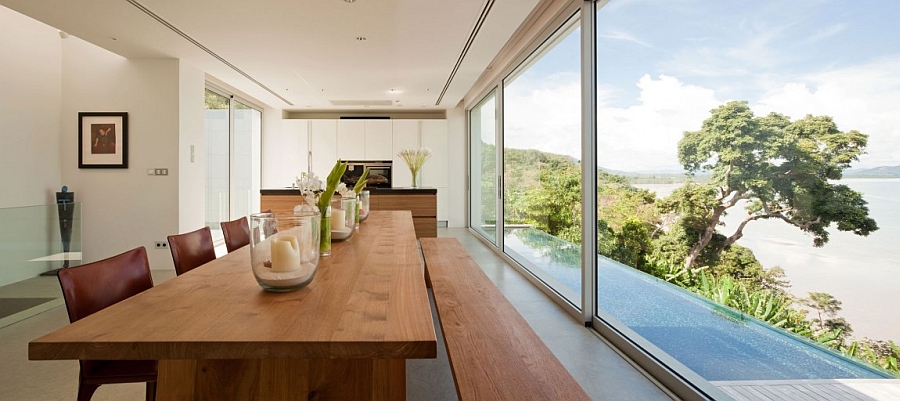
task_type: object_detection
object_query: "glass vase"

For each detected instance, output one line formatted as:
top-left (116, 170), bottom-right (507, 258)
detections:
top-left (319, 205), bottom-right (331, 256)
top-left (410, 168), bottom-right (419, 188)
top-left (249, 211), bottom-right (320, 292)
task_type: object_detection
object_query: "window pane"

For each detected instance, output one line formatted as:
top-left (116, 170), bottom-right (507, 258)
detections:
top-left (204, 89), bottom-right (230, 241)
top-left (503, 20), bottom-right (582, 308)
top-left (233, 100), bottom-right (260, 219)
top-left (469, 91), bottom-right (498, 243)
top-left (595, 0), bottom-right (897, 384)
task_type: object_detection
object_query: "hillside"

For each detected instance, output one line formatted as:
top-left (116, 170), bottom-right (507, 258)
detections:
top-left (845, 165), bottom-right (900, 178)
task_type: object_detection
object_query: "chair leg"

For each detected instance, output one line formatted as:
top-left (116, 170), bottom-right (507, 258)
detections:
top-left (145, 381), bottom-right (157, 401)
top-left (77, 381), bottom-right (99, 401)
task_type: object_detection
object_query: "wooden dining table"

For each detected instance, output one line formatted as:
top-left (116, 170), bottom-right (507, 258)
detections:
top-left (29, 211), bottom-right (437, 400)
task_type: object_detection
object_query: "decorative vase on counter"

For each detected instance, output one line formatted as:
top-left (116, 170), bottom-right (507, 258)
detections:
top-left (398, 148), bottom-right (432, 189)
top-left (249, 211), bottom-right (320, 292)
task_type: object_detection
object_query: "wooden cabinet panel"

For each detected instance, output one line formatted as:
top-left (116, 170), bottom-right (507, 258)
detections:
top-left (264, 192), bottom-right (438, 238)
top-left (371, 194), bottom-right (436, 217)
top-left (261, 195), bottom-right (306, 214)
top-left (413, 218), bottom-right (437, 238)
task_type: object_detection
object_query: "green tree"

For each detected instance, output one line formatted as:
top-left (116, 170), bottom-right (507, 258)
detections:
top-left (670, 101), bottom-right (878, 268)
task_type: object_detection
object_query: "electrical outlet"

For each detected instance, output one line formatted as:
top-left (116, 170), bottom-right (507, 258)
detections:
top-left (155, 241), bottom-right (168, 249)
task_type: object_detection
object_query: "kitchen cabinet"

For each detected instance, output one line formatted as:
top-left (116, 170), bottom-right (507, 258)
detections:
top-left (261, 188), bottom-right (437, 238)
top-left (269, 119), bottom-right (309, 187)
top-left (364, 120), bottom-right (393, 160)
top-left (420, 120), bottom-right (448, 188)
top-left (310, 120), bottom-right (337, 177)
top-left (336, 120), bottom-right (366, 160)
top-left (337, 119), bottom-right (393, 161)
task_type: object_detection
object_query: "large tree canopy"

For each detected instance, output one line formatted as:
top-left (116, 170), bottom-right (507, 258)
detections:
top-left (668, 100), bottom-right (877, 268)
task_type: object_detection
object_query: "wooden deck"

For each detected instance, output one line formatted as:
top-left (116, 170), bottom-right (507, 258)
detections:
top-left (712, 379), bottom-right (900, 401)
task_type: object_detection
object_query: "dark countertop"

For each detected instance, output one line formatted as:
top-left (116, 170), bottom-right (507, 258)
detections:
top-left (261, 187), bottom-right (437, 195)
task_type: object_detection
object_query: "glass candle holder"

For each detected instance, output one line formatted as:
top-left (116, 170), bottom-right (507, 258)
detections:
top-left (330, 196), bottom-right (357, 241)
top-left (358, 190), bottom-right (370, 224)
top-left (249, 211), bottom-right (320, 292)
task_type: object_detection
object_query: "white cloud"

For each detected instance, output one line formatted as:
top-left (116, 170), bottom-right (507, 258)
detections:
top-left (597, 75), bottom-right (721, 171)
top-left (599, 30), bottom-right (652, 48)
top-left (804, 22), bottom-right (848, 44)
top-left (503, 73), bottom-right (721, 171)
top-left (755, 56), bottom-right (900, 167)
top-left (498, 56), bottom-right (900, 172)
top-left (504, 72), bottom-right (582, 159)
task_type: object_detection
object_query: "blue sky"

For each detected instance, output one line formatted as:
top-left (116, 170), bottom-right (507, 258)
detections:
top-left (503, 0), bottom-right (900, 171)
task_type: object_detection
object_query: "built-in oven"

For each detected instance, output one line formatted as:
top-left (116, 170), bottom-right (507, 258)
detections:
top-left (341, 160), bottom-right (393, 189)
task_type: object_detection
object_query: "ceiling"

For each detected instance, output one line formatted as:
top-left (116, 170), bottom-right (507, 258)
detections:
top-left (0, 0), bottom-right (539, 111)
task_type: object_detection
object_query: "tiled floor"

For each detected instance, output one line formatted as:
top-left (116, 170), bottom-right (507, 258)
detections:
top-left (0, 228), bottom-right (675, 400)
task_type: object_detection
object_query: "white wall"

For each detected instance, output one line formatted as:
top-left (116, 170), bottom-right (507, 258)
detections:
top-left (60, 37), bottom-right (181, 269)
top-left (0, 7), bottom-right (64, 285)
top-left (447, 106), bottom-right (467, 228)
top-left (0, 7), bottom-right (62, 207)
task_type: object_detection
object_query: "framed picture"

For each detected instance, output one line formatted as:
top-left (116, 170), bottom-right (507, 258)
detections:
top-left (78, 112), bottom-right (128, 168)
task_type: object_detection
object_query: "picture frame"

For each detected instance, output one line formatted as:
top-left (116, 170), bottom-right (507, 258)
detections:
top-left (78, 112), bottom-right (128, 168)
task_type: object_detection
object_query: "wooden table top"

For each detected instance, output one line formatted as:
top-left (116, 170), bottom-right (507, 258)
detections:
top-left (29, 211), bottom-right (437, 361)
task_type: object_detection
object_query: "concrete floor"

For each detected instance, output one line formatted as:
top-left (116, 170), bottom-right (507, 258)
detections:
top-left (0, 228), bottom-right (675, 400)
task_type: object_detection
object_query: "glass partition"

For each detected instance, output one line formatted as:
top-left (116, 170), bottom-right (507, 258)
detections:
top-left (0, 203), bottom-right (82, 287)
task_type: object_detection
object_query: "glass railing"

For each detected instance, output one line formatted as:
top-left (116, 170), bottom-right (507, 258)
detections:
top-left (0, 203), bottom-right (82, 287)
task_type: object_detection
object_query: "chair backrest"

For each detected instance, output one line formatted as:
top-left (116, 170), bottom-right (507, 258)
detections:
top-left (167, 226), bottom-right (216, 276)
top-left (220, 216), bottom-right (250, 253)
top-left (57, 247), bottom-right (153, 323)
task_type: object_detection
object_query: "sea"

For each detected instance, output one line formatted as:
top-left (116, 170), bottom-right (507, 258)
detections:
top-left (634, 179), bottom-right (900, 345)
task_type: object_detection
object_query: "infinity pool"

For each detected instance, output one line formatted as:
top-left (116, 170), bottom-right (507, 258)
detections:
top-left (503, 228), bottom-right (893, 381)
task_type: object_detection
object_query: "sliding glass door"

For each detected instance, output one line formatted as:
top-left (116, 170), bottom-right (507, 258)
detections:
top-left (501, 16), bottom-right (583, 308)
top-left (204, 88), bottom-right (261, 241)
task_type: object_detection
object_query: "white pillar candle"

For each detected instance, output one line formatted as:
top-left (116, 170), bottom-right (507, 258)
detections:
top-left (332, 208), bottom-right (346, 230)
top-left (270, 236), bottom-right (301, 272)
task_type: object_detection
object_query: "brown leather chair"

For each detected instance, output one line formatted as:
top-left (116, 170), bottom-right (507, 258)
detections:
top-left (220, 216), bottom-right (250, 253)
top-left (57, 247), bottom-right (157, 401)
top-left (167, 226), bottom-right (216, 275)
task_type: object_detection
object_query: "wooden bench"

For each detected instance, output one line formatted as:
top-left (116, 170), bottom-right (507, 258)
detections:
top-left (420, 238), bottom-right (591, 401)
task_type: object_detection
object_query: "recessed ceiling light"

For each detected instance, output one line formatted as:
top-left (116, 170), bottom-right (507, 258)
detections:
top-left (110, 37), bottom-right (119, 41)
top-left (356, 36), bottom-right (367, 41)
top-left (344, 0), bottom-right (356, 3)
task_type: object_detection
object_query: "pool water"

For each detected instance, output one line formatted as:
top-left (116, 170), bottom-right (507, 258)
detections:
top-left (503, 228), bottom-right (893, 381)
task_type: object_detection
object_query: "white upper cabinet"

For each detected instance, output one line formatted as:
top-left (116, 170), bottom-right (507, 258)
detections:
top-left (364, 120), bottom-right (393, 160)
top-left (310, 120), bottom-right (338, 177)
top-left (270, 119), bottom-right (309, 187)
top-left (391, 120), bottom-right (419, 187)
top-left (421, 120), bottom-right (449, 188)
top-left (336, 120), bottom-right (366, 160)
